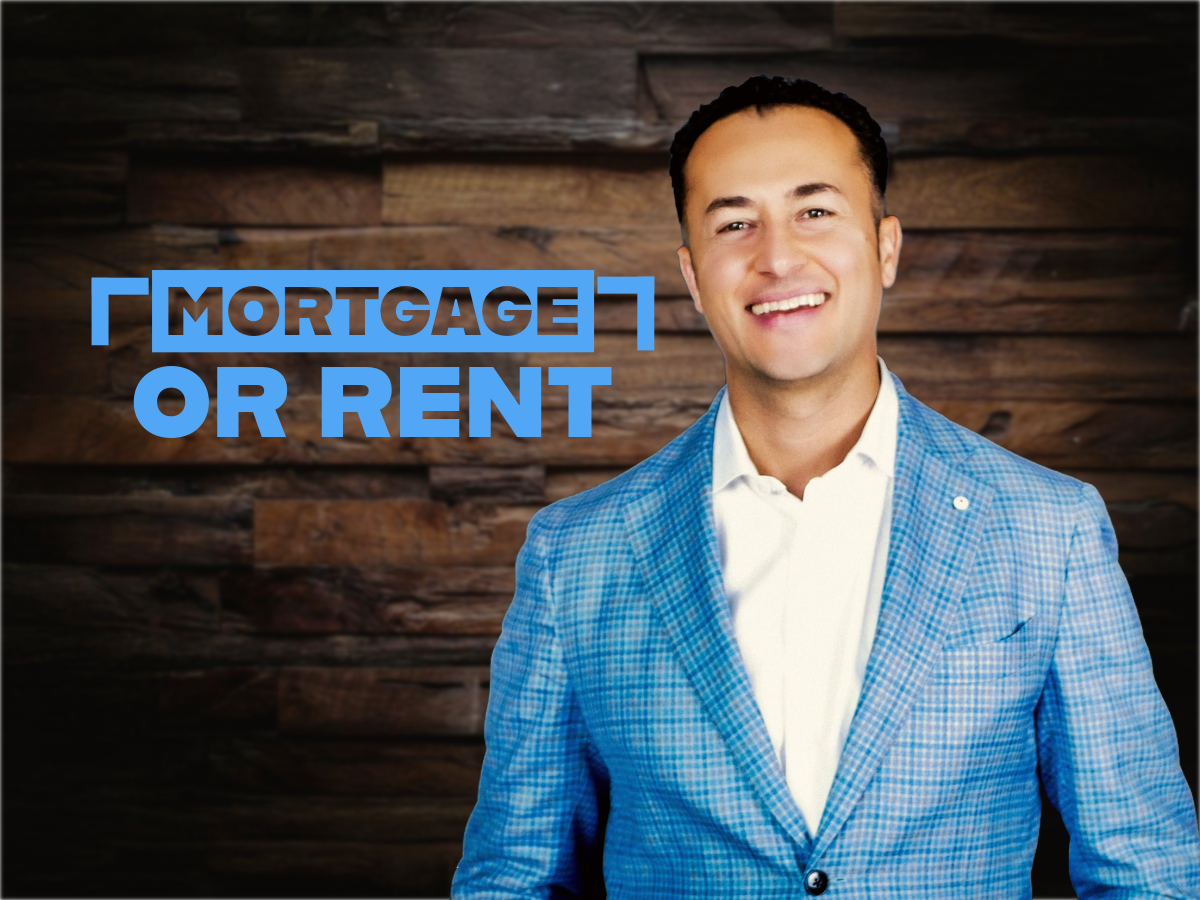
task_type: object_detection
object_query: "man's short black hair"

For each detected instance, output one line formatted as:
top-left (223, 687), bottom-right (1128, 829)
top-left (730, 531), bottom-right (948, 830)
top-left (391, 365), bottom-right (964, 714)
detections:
top-left (668, 75), bottom-right (890, 234)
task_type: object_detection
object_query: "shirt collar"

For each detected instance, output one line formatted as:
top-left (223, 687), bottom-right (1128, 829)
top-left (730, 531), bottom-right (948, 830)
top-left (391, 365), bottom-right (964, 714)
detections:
top-left (712, 356), bottom-right (899, 494)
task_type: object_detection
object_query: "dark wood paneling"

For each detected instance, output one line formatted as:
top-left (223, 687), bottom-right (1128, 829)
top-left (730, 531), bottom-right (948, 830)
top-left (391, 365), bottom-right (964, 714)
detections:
top-left (127, 120), bottom-right (383, 155)
top-left (221, 566), bottom-right (514, 636)
top-left (5, 55), bottom-right (240, 122)
top-left (887, 156), bottom-right (1194, 229)
top-left (254, 500), bottom-right (536, 567)
top-left (279, 667), bottom-right (490, 736)
top-left (208, 737), bottom-right (485, 796)
top-left (4, 149), bottom-right (128, 226)
top-left (239, 48), bottom-right (638, 121)
top-left (9, 791), bottom-right (477, 843)
top-left (4, 495), bottom-right (254, 566)
top-left (3, 463), bottom-right (430, 501)
top-left (3, 3), bottom-right (245, 54)
top-left (642, 45), bottom-right (1196, 125)
top-left (383, 156), bottom-right (675, 229)
top-left (833, 2), bottom-right (1196, 44)
top-left (920, 400), bottom-right (1196, 471)
top-left (429, 465), bottom-right (545, 504)
top-left (127, 155), bottom-right (382, 227)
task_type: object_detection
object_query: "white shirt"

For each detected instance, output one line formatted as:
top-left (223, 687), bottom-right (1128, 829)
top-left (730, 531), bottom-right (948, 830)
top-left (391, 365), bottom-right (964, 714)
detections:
top-left (711, 357), bottom-right (899, 835)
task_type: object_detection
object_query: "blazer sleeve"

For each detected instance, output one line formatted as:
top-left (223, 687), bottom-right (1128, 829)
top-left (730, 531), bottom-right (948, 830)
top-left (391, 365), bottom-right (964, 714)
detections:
top-left (1035, 481), bottom-right (1200, 898)
top-left (452, 512), bottom-right (610, 900)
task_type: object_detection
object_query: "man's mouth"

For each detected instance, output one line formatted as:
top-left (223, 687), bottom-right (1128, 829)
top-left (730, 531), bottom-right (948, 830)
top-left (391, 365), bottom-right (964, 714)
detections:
top-left (748, 292), bottom-right (828, 316)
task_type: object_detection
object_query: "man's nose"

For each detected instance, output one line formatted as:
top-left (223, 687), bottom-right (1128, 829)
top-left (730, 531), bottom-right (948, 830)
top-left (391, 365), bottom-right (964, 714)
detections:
top-left (753, 221), bottom-right (808, 277)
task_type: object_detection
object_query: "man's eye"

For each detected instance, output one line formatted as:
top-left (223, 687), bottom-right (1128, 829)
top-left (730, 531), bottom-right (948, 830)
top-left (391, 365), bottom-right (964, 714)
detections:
top-left (803, 208), bottom-right (830, 218)
top-left (719, 221), bottom-right (748, 232)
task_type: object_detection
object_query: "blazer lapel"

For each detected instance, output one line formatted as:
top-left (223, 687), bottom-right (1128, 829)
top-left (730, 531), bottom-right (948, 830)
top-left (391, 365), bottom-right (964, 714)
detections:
top-left (810, 384), bottom-right (995, 860)
top-left (623, 394), bottom-right (812, 850)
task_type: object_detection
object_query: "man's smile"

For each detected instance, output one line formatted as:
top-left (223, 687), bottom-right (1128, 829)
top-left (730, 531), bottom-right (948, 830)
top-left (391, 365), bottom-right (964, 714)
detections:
top-left (747, 291), bottom-right (829, 317)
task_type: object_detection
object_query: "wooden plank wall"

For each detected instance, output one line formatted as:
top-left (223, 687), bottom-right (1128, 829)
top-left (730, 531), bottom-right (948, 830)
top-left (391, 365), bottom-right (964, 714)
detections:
top-left (3, 3), bottom-right (1196, 897)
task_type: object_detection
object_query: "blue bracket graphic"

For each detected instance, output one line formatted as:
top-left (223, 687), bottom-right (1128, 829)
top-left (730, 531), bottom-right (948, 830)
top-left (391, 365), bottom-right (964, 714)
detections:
top-left (597, 275), bottom-right (656, 351)
top-left (91, 277), bottom-right (149, 345)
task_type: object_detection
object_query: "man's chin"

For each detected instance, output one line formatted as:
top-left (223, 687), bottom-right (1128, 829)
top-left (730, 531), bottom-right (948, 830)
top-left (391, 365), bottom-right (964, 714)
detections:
top-left (737, 358), bottom-right (833, 389)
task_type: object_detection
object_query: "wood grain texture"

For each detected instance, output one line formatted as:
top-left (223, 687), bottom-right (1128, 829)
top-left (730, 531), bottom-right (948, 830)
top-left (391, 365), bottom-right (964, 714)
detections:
top-left (13, 2), bottom-right (1188, 55)
top-left (5, 55), bottom-right (240, 123)
top-left (3, 831), bottom-right (465, 898)
top-left (239, 48), bottom-right (638, 121)
top-left (429, 465), bottom-right (545, 504)
top-left (383, 155), bottom-right (675, 228)
top-left (3, 462), bottom-right (429, 501)
top-left (919, 400), bottom-right (1196, 471)
top-left (4, 629), bottom-right (496, 672)
top-left (127, 156), bottom-right (382, 226)
top-left (879, 115), bottom-right (1196, 156)
top-left (4, 495), bottom-right (253, 567)
top-left (156, 668), bottom-right (281, 730)
top-left (307, 2), bottom-right (835, 51)
top-left (833, 2), bottom-right (1196, 44)
top-left (127, 120), bottom-right (382, 155)
top-left (4, 150), bottom-right (128, 225)
top-left (194, 839), bottom-right (465, 895)
top-left (3, 322), bottom-right (110, 394)
top-left (208, 737), bottom-right (485, 796)
top-left (278, 667), bottom-right (490, 736)
top-left (254, 499), bottom-right (537, 567)
top-left (380, 116), bottom-right (676, 152)
top-left (3, 3), bottom-right (243, 54)
top-left (221, 565), bottom-right (515, 635)
top-left (7, 790), bottom-right (477, 844)
top-left (642, 45), bottom-right (1195, 125)
top-left (3, 564), bottom-right (497, 668)
top-left (886, 156), bottom-right (1193, 229)
top-left (882, 231), bottom-right (1195, 334)
top-left (881, 334), bottom-right (1198, 401)
top-left (3, 564), bottom-right (221, 633)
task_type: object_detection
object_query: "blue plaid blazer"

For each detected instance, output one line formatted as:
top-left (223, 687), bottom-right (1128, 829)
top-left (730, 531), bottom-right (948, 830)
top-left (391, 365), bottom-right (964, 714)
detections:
top-left (454, 374), bottom-right (1200, 899)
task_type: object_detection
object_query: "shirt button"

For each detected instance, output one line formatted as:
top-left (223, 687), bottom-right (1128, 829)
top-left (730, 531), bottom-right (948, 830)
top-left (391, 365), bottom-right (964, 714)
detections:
top-left (953, 495), bottom-right (970, 511)
top-left (804, 869), bottom-right (828, 895)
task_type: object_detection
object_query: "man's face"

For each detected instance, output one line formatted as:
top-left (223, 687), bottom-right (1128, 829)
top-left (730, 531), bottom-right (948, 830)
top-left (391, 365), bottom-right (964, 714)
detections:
top-left (677, 105), bottom-right (902, 389)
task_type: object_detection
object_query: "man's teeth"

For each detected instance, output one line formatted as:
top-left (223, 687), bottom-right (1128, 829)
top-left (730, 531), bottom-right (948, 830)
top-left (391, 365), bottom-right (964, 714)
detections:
top-left (749, 293), bottom-right (827, 315)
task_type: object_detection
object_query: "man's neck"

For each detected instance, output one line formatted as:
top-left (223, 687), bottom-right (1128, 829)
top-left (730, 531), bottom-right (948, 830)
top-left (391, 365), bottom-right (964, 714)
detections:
top-left (726, 353), bottom-right (882, 500)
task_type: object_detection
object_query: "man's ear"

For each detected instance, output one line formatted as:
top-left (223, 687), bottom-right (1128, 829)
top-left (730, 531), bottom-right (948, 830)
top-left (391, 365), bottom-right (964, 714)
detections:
top-left (677, 245), bottom-right (705, 315)
top-left (878, 216), bottom-right (903, 290)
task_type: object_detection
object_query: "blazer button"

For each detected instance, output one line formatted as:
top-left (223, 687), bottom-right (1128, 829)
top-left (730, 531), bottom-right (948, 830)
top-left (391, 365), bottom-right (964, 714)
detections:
top-left (804, 869), bottom-right (828, 895)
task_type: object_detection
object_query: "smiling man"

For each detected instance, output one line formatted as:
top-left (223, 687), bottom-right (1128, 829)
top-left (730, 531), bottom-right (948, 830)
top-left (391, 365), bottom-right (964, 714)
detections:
top-left (453, 76), bottom-right (1200, 899)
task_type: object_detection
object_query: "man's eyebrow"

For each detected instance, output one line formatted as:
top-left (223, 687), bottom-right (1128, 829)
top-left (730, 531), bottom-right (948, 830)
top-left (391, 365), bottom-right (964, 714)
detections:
top-left (702, 183), bottom-right (841, 217)
top-left (793, 182), bottom-right (840, 199)
top-left (703, 195), bottom-right (751, 216)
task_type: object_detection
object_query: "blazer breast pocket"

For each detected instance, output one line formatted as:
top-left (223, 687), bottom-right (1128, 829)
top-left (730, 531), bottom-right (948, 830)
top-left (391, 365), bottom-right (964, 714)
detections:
top-left (935, 614), bottom-right (1038, 683)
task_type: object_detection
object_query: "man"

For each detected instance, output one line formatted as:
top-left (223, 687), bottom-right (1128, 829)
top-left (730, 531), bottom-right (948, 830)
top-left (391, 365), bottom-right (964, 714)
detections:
top-left (453, 76), bottom-right (1200, 898)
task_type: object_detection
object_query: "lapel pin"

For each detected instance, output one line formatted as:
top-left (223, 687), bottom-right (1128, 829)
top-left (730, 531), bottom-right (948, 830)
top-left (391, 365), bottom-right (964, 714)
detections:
top-left (953, 495), bottom-right (970, 511)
